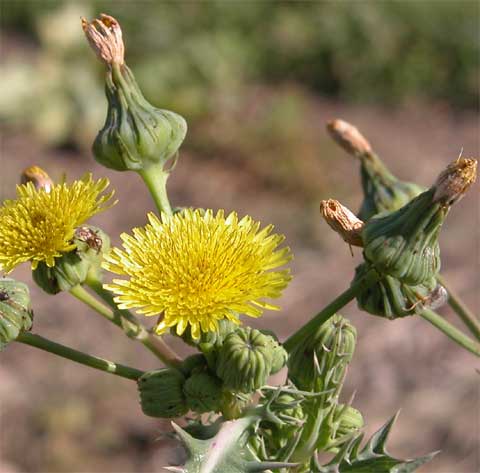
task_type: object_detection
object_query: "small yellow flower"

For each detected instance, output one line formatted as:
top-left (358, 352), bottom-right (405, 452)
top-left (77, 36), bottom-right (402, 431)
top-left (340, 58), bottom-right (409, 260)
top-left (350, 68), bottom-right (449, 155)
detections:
top-left (103, 209), bottom-right (292, 338)
top-left (0, 174), bottom-right (114, 273)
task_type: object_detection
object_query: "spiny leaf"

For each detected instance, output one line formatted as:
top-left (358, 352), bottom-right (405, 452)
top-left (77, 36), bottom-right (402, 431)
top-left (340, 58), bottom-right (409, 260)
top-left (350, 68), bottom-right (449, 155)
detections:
top-left (314, 412), bottom-right (438, 473)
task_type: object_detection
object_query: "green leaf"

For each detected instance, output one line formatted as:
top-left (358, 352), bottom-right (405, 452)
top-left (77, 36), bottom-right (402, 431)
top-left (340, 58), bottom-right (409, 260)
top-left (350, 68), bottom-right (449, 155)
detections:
top-left (315, 413), bottom-right (438, 473)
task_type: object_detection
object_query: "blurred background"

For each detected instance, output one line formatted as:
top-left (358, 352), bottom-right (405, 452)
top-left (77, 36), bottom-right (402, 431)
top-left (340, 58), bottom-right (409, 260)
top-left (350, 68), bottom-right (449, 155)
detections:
top-left (0, 1), bottom-right (479, 472)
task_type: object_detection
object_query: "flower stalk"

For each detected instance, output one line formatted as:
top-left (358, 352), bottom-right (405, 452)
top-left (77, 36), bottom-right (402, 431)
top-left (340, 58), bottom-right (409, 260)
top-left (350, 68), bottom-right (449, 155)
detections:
top-left (284, 267), bottom-right (379, 352)
top-left (69, 284), bottom-right (181, 366)
top-left (16, 332), bottom-right (144, 380)
top-left (419, 308), bottom-right (480, 357)
top-left (436, 274), bottom-right (480, 342)
top-left (137, 164), bottom-right (173, 216)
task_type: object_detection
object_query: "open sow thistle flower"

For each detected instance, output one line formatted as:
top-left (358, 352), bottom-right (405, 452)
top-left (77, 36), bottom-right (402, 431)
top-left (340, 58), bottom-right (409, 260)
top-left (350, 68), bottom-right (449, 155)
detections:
top-left (103, 209), bottom-right (292, 339)
top-left (0, 173), bottom-right (114, 273)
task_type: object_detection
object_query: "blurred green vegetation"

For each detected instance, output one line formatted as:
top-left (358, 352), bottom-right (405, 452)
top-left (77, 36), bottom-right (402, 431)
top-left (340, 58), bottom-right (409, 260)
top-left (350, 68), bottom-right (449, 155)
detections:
top-left (1, 1), bottom-right (478, 161)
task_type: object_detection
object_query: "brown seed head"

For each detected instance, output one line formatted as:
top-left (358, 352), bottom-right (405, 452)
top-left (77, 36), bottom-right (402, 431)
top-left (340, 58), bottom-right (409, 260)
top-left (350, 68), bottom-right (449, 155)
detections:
top-left (21, 166), bottom-right (54, 193)
top-left (433, 157), bottom-right (477, 205)
top-left (326, 119), bottom-right (372, 157)
top-left (81, 14), bottom-right (124, 66)
top-left (320, 199), bottom-right (364, 247)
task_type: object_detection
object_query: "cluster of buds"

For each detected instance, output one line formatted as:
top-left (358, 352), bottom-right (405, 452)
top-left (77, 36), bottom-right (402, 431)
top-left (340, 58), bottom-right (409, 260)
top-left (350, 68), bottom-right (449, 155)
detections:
top-left (323, 119), bottom-right (477, 319)
top-left (138, 325), bottom-right (288, 419)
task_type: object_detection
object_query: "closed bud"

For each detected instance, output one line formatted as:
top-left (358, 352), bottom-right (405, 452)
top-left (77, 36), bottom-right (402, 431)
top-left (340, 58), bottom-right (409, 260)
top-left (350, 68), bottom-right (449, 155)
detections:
top-left (33, 252), bottom-right (89, 294)
top-left (259, 330), bottom-right (288, 375)
top-left (82, 14), bottom-right (187, 173)
top-left (179, 353), bottom-right (208, 377)
top-left (353, 263), bottom-right (447, 319)
top-left (334, 404), bottom-right (364, 439)
top-left (288, 314), bottom-right (356, 393)
top-left (0, 278), bottom-right (33, 350)
top-left (137, 368), bottom-right (188, 418)
top-left (362, 188), bottom-right (444, 286)
top-left (216, 327), bottom-right (274, 393)
top-left (327, 119), bottom-right (423, 221)
top-left (20, 166), bottom-right (54, 193)
top-left (183, 372), bottom-right (223, 414)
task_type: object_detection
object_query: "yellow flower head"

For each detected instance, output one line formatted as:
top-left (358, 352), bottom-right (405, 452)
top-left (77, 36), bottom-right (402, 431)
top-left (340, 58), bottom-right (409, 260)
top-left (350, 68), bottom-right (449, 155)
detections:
top-left (0, 174), bottom-right (114, 273)
top-left (103, 209), bottom-right (292, 339)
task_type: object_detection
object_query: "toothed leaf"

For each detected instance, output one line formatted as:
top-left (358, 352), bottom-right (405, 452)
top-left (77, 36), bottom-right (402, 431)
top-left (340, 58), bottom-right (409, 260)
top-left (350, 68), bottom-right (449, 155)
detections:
top-left (315, 413), bottom-right (438, 472)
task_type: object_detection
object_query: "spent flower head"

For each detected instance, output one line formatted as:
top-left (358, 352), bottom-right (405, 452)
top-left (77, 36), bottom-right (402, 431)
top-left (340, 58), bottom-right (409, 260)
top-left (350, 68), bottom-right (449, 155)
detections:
top-left (0, 173), bottom-right (114, 272)
top-left (103, 209), bottom-right (292, 338)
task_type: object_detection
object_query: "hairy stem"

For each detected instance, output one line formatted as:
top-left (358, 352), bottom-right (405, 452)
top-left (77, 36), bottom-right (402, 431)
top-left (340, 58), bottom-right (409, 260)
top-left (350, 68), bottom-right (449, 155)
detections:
top-left (284, 267), bottom-right (379, 352)
top-left (420, 309), bottom-right (480, 357)
top-left (70, 283), bottom-right (181, 367)
top-left (16, 332), bottom-right (144, 380)
top-left (437, 274), bottom-right (480, 342)
top-left (138, 164), bottom-right (173, 216)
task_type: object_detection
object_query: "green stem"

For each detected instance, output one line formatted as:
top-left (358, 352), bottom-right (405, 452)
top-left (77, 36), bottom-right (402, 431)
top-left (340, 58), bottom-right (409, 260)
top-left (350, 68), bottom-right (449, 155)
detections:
top-left (138, 164), bottom-right (173, 215)
top-left (16, 332), bottom-right (144, 380)
top-left (420, 309), bottom-right (480, 357)
top-left (84, 276), bottom-right (182, 367)
top-left (437, 274), bottom-right (480, 342)
top-left (284, 268), bottom-right (379, 352)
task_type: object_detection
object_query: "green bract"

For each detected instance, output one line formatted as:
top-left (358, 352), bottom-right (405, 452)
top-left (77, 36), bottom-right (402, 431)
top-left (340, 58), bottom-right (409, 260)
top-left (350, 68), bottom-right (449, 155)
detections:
top-left (94, 63), bottom-right (187, 172)
top-left (358, 152), bottom-right (424, 221)
top-left (32, 225), bottom-right (110, 294)
top-left (0, 278), bottom-right (33, 350)
top-left (353, 263), bottom-right (447, 319)
top-left (216, 327), bottom-right (275, 393)
top-left (184, 372), bottom-right (223, 414)
top-left (362, 189), bottom-right (444, 286)
top-left (288, 314), bottom-right (356, 392)
top-left (137, 368), bottom-right (188, 418)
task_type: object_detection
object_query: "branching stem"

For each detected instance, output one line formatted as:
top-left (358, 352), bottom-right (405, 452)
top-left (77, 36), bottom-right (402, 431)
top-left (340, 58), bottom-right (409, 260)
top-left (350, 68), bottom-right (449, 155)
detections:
top-left (16, 332), bottom-right (144, 380)
top-left (437, 274), bottom-right (480, 342)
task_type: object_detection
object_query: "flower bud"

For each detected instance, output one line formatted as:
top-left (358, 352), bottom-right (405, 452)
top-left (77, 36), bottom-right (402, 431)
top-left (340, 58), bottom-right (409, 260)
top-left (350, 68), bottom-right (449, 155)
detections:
top-left (179, 353), bottom-right (208, 377)
top-left (137, 368), bottom-right (188, 418)
top-left (183, 372), bottom-right (223, 414)
top-left (334, 404), bottom-right (364, 439)
top-left (288, 314), bottom-right (356, 393)
top-left (353, 263), bottom-right (447, 319)
top-left (32, 225), bottom-right (110, 294)
top-left (260, 330), bottom-right (288, 375)
top-left (219, 390), bottom-right (251, 420)
top-left (362, 157), bottom-right (474, 286)
top-left (0, 278), bottom-right (33, 350)
top-left (362, 188), bottom-right (444, 286)
top-left (20, 166), bottom-right (54, 192)
top-left (327, 119), bottom-right (423, 221)
top-left (216, 327), bottom-right (274, 393)
top-left (82, 15), bottom-right (187, 172)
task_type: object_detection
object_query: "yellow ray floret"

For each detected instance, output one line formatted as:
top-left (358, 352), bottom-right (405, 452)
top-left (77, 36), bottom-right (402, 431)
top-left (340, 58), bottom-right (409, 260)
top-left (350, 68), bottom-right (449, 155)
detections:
top-left (0, 174), bottom-right (115, 273)
top-left (103, 209), bottom-right (292, 339)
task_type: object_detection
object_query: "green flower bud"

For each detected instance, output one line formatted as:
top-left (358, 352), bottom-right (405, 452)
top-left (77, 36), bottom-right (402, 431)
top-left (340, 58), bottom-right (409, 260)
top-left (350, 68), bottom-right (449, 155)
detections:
top-left (216, 327), bottom-right (274, 393)
top-left (184, 372), bottom-right (223, 414)
top-left (288, 314), bottom-right (356, 393)
top-left (220, 391), bottom-right (251, 420)
top-left (334, 404), bottom-right (364, 439)
top-left (82, 15), bottom-right (187, 173)
top-left (177, 319), bottom-right (238, 371)
top-left (0, 278), bottom-right (33, 350)
top-left (32, 225), bottom-right (110, 294)
top-left (179, 353), bottom-right (208, 377)
top-left (137, 368), bottom-right (188, 418)
top-left (353, 263), bottom-right (447, 320)
top-left (327, 119), bottom-right (423, 221)
top-left (33, 252), bottom-right (89, 294)
top-left (362, 188), bottom-right (443, 286)
top-left (362, 158), bottom-right (477, 286)
top-left (259, 330), bottom-right (288, 375)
